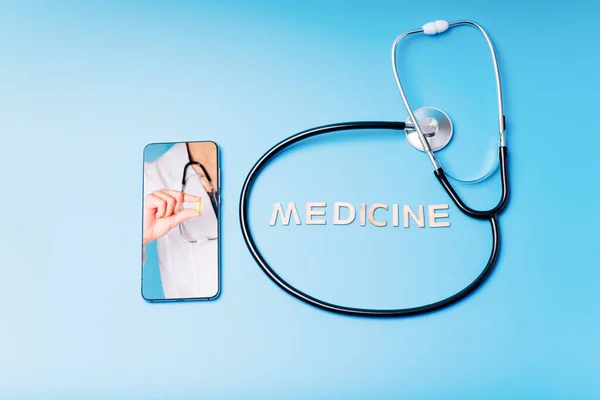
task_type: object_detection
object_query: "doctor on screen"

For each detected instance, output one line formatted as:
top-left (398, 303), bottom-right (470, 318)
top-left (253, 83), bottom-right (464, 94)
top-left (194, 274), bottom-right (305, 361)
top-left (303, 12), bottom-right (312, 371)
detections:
top-left (142, 142), bottom-right (219, 300)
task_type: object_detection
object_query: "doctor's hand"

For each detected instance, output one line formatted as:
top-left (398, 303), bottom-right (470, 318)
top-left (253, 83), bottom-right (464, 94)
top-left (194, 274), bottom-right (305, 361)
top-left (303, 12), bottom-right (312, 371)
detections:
top-left (143, 189), bottom-right (201, 246)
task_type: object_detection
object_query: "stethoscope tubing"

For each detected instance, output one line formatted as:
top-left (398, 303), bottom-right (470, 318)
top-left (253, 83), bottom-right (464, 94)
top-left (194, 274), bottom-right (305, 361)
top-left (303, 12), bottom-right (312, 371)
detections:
top-left (182, 160), bottom-right (219, 218)
top-left (179, 160), bottom-right (219, 243)
top-left (239, 121), bottom-right (508, 318)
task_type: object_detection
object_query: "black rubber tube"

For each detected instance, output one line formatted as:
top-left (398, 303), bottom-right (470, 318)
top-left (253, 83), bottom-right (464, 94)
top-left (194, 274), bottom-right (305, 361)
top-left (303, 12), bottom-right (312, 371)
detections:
top-left (182, 161), bottom-right (219, 218)
top-left (434, 146), bottom-right (509, 219)
top-left (239, 121), bottom-right (506, 317)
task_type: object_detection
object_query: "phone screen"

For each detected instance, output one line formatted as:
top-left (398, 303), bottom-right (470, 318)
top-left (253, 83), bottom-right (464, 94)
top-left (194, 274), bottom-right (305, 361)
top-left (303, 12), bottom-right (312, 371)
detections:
top-left (141, 141), bottom-right (220, 301)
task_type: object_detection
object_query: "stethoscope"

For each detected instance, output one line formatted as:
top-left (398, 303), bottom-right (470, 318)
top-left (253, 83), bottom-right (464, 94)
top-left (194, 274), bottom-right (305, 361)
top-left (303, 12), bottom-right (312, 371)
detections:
top-left (179, 160), bottom-right (219, 243)
top-left (239, 20), bottom-right (510, 318)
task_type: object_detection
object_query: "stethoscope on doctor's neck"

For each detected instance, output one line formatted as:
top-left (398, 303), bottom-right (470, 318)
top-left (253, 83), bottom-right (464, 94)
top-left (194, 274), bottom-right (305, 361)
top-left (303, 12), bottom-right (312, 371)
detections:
top-left (239, 19), bottom-right (510, 318)
top-left (179, 160), bottom-right (219, 243)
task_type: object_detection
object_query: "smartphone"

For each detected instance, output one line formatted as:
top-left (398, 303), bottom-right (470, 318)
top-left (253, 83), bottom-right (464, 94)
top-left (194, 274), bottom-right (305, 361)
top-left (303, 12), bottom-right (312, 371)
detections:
top-left (141, 141), bottom-right (220, 302)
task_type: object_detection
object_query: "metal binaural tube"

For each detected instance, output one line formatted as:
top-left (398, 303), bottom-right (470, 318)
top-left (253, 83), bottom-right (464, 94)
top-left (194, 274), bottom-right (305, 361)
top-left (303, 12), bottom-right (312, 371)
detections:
top-left (448, 20), bottom-right (505, 146)
top-left (391, 20), bottom-right (507, 159)
top-left (391, 29), bottom-right (440, 170)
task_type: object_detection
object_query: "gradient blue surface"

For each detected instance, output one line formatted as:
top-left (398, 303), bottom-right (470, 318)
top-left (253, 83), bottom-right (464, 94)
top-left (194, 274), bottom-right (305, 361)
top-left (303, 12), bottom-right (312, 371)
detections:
top-left (1, 1), bottom-right (599, 399)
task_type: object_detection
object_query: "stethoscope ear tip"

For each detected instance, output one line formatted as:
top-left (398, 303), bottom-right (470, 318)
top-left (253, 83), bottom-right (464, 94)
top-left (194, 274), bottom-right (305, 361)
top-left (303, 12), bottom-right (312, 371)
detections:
top-left (422, 20), bottom-right (449, 35)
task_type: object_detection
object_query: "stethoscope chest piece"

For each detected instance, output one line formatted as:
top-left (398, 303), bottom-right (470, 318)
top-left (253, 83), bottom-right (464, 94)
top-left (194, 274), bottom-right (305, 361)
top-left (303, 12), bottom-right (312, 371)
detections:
top-left (405, 106), bottom-right (453, 152)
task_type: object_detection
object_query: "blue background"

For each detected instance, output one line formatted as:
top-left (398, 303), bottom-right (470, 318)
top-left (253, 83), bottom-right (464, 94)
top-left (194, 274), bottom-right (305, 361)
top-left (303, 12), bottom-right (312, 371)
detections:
top-left (1, 1), bottom-right (599, 399)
